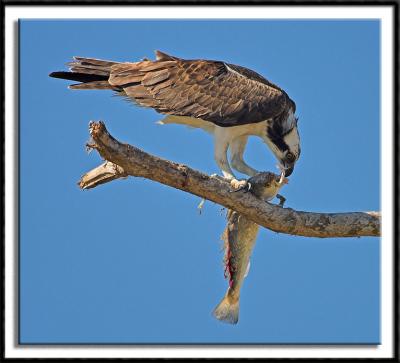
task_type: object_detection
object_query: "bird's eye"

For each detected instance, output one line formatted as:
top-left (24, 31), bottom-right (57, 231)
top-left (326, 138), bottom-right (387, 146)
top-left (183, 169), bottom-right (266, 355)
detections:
top-left (285, 152), bottom-right (295, 162)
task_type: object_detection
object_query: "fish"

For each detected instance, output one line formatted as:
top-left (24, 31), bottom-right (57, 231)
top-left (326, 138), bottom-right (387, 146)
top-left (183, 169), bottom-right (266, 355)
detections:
top-left (213, 171), bottom-right (288, 324)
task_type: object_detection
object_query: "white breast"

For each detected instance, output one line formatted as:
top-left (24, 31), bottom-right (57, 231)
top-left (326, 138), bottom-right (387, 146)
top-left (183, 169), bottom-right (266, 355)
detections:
top-left (159, 115), bottom-right (268, 139)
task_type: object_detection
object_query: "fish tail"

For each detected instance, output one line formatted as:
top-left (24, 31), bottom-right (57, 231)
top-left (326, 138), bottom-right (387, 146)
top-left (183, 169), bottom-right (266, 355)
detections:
top-left (213, 292), bottom-right (239, 324)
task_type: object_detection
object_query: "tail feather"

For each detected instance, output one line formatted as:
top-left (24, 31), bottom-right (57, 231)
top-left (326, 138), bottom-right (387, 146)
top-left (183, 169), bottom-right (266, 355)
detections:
top-left (69, 81), bottom-right (112, 90)
top-left (49, 57), bottom-right (120, 90)
top-left (213, 293), bottom-right (239, 324)
top-left (72, 56), bottom-right (118, 67)
top-left (49, 71), bottom-right (108, 83)
top-left (67, 66), bottom-right (110, 76)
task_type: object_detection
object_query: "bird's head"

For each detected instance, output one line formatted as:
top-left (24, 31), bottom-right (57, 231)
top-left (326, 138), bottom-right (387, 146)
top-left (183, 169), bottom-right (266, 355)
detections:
top-left (264, 106), bottom-right (301, 177)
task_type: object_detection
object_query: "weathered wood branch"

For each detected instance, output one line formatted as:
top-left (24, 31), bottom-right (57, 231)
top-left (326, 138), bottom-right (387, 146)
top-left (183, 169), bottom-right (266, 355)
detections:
top-left (79, 160), bottom-right (128, 189)
top-left (78, 121), bottom-right (381, 238)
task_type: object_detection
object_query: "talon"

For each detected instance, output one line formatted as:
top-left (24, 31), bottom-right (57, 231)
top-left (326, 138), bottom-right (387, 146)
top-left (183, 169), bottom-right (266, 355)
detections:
top-left (229, 179), bottom-right (249, 192)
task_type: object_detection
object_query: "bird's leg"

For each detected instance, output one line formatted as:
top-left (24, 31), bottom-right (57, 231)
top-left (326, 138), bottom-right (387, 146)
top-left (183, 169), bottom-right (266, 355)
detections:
top-left (213, 132), bottom-right (247, 190)
top-left (230, 136), bottom-right (259, 177)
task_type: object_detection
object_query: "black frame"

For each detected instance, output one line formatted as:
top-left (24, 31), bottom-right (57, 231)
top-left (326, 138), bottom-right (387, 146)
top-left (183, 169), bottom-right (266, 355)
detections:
top-left (2, 0), bottom-right (398, 360)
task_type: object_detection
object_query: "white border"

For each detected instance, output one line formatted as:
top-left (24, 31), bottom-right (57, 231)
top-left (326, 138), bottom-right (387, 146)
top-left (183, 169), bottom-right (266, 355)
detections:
top-left (5, 5), bottom-right (395, 359)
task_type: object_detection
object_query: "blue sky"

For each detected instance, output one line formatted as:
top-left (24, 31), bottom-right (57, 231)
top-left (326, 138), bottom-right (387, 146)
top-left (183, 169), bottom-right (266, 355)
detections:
top-left (19, 19), bottom-right (380, 344)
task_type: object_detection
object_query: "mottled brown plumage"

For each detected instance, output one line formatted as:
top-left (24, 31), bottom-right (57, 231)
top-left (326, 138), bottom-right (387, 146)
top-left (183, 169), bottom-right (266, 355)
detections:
top-left (50, 50), bottom-right (293, 127)
top-left (50, 50), bottom-right (300, 181)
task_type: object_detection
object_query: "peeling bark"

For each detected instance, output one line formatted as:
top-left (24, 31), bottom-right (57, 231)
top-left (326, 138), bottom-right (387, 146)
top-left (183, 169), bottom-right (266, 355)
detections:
top-left (79, 161), bottom-right (128, 189)
top-left (78, 121), bottom-right (381, 238)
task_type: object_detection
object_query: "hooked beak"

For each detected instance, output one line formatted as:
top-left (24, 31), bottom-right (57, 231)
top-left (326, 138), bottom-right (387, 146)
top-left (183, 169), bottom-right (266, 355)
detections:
top-left (283, 164), bottom-right (294, 177)
top-left (284, 165), bottom-right (294, 177)
top-left (278, 159), bottom-right (295, 177)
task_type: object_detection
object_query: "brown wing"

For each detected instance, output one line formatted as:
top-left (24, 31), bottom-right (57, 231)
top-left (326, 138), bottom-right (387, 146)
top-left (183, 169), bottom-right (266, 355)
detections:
top-left (108, 51), bottom-right (290, 127)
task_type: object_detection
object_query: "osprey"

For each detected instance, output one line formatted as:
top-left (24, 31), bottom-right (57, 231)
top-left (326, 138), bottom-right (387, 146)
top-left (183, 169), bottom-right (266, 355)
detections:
top-left (50, 50), bottom-right (300, 188)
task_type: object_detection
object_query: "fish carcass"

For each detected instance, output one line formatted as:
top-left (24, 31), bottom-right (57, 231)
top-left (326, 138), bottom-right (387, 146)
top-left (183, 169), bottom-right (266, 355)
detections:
top-left (213, 171), bottom-right (288, 324)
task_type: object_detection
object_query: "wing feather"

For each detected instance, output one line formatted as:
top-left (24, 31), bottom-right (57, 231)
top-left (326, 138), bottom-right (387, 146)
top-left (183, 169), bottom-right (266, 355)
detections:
top-left (109, 51), bottom-right (292, 126)
top-left (142, 69), bottom-right (170, 86)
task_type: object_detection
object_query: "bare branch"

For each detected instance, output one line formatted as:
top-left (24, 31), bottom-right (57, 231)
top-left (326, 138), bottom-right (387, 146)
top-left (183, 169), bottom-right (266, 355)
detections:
top-left (78, 121), bottom-right (381, 238)
top-left (79, 161), bottom-right (128, 189)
